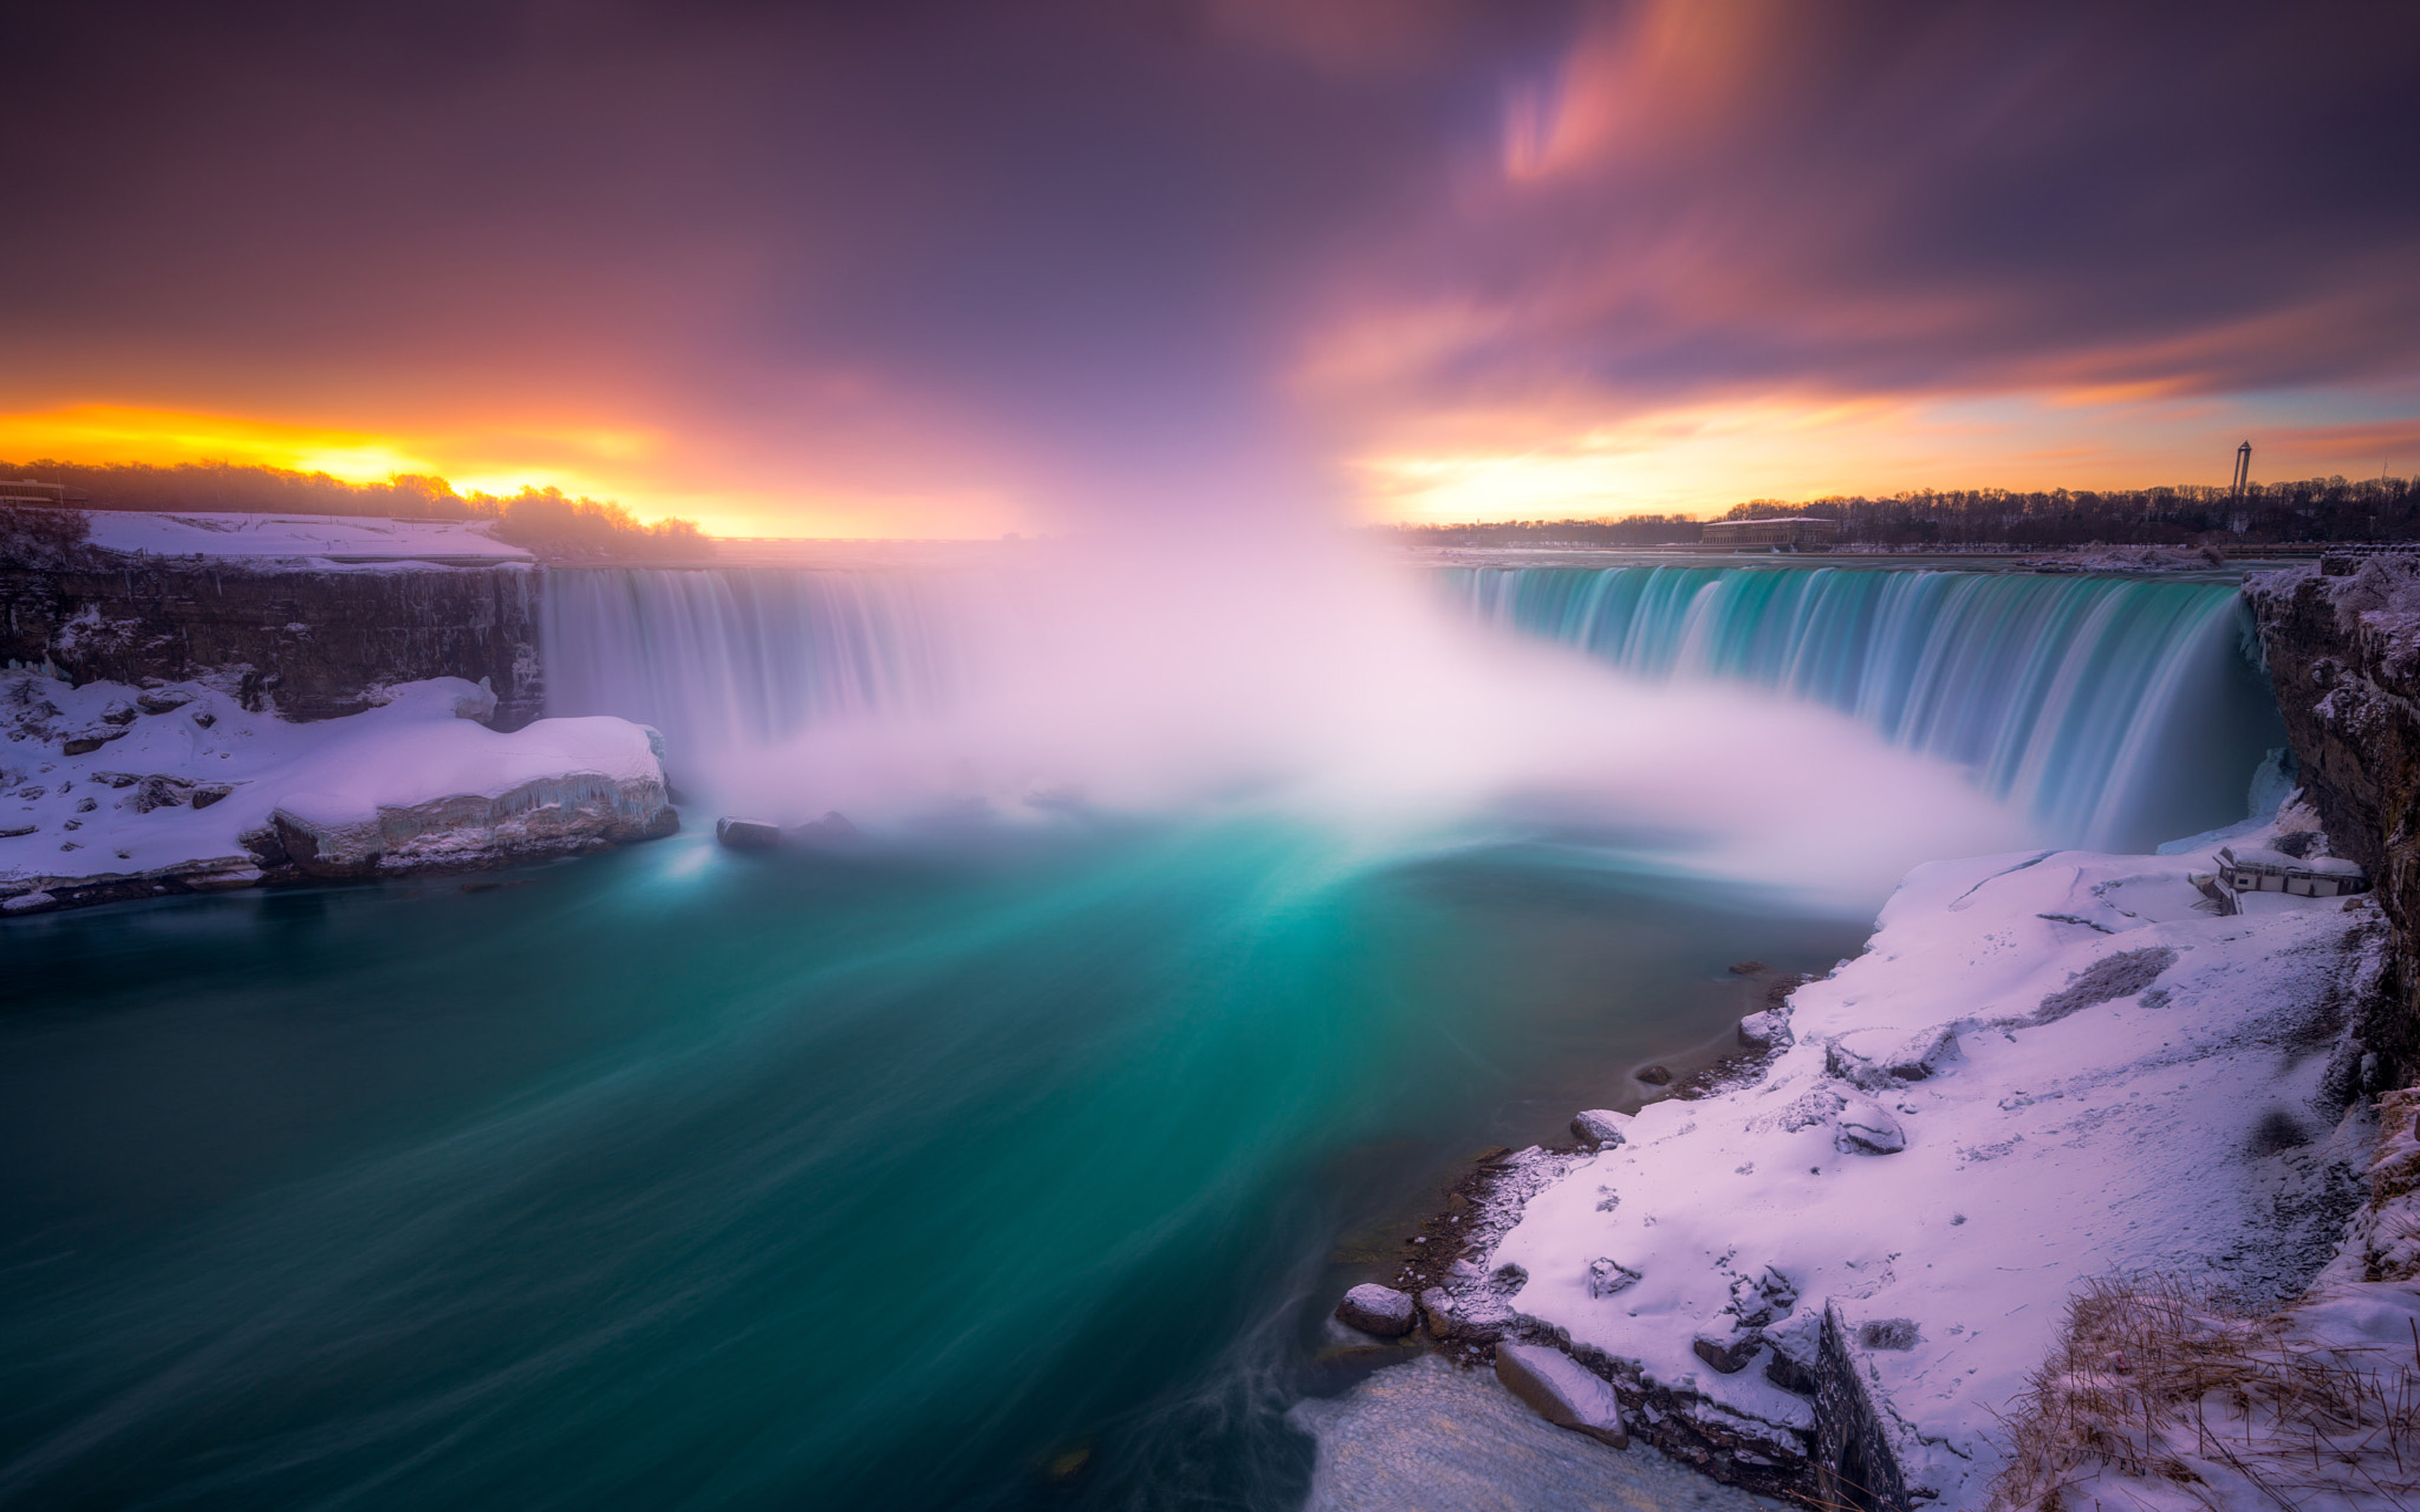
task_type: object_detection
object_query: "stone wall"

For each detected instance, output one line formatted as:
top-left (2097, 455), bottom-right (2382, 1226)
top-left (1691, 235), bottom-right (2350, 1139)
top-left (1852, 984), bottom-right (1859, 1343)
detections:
top-left (0, 560), bottom-right (543, 728)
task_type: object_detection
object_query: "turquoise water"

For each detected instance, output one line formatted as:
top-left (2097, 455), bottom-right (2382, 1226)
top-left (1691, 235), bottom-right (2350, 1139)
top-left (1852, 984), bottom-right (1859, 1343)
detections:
top-left (0, 818), bottom-right (1860, 1509)
top-left (0, 561), bottom-right (2282, 1508)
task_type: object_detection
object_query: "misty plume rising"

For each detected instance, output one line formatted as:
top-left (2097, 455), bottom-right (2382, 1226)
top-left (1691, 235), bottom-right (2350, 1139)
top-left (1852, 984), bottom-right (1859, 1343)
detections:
top-left (543, 543), bottom-right (2277, 911)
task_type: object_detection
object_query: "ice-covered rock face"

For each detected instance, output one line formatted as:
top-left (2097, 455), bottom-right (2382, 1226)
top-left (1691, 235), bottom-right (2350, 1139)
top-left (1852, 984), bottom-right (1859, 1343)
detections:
top-left (1475, 823), bottom-right (2384, 1509)
top-left (1, 673), bottom-right (676, 910)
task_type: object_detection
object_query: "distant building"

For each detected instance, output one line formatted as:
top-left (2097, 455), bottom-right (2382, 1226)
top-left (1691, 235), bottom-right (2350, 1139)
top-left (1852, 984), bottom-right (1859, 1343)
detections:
top-left (1700, 517), bottom-right (1842, 551)
top-left (0, 479), bottom-right (90, 506)
top-left (2216, 845), bottom-right (2370, 898)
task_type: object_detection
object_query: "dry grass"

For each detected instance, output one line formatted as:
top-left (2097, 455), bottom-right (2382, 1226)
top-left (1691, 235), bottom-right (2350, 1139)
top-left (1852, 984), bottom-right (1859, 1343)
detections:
top-left (1985, 1276), bottom-right (2420, 1512)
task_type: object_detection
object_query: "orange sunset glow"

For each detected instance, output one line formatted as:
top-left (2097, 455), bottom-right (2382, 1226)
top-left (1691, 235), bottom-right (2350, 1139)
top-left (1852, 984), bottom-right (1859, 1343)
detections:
top-left (1, 0), bottom-right (2412, 532)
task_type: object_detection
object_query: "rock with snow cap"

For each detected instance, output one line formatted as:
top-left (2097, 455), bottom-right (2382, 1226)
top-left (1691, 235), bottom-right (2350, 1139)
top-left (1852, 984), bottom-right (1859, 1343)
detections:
top-left (1834, 1097), bottom-right (1906, 1155)
top-left (1691, 1331), bottom-right (1765, 1374)
top-left (1737, 1007), bottom-right (1793, 1050)
top-left (1586, 1257), bottom-right (1642, 1298)
top-left (1778, 1085), bottom-right (1847, 1131)
top-left (1571, 1108), bottom-right (1632, 1146)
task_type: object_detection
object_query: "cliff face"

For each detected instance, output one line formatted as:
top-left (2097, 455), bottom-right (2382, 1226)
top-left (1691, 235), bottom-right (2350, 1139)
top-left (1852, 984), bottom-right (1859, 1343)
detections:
top-left (0, 559), bottom-right (543, 728)
top-left (2250, 560), bottom-right (2420, 1077)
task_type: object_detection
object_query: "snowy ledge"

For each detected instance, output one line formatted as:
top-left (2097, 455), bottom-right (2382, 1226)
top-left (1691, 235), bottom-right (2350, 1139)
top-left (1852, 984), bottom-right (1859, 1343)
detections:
top-left (1340, 806), bottom-right (2388, 1509)
top-left (1, 673), bottom-right (674, 914)
top-left (78, 510), bottom-right (536, 568)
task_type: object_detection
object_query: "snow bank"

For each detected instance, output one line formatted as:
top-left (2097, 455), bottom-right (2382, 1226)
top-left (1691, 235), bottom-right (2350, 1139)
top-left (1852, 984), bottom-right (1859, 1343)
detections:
top-left (1387, 817), bottom-right (2382, 1507)
top-left (81, 511), bottom-right (532, 565)
top-left (1, 672), bottom-right (672, 910)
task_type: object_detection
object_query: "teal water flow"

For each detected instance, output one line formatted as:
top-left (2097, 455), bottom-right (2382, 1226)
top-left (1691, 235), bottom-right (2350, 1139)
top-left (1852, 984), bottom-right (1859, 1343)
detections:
top-left (0, 562), bottom-right (2281, 1509)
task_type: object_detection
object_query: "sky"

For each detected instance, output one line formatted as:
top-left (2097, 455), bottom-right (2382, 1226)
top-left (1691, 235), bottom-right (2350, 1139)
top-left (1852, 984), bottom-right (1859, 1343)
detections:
top-left (4, 0), bottom-right (2416, 536)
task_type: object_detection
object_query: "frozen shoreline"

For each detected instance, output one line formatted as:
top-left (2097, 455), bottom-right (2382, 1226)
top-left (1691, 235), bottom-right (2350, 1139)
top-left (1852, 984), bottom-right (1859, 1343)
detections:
top-left (1310, 805), bottom-right (2392, 1508)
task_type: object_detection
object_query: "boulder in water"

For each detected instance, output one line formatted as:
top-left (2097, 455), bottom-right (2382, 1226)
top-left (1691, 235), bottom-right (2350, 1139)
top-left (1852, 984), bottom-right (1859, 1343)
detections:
top-left (1494, 1343), bottom-right (1628, 1448)
top-left (715, 816), bottom-right (782, 850)
top-left (1335, 1283), bottom-right (1416, 1337)
top-left (793, 811), bottom-right (858, 844)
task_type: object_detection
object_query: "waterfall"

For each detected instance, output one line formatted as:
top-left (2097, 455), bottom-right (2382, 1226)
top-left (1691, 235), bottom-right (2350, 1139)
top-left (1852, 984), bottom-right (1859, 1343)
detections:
top-left (1442, 564), bottom-right (2281, 849)
top-left (543, 568), bottom-right (957, 755)
top-left (543, 560), bottom-right (2282, 853)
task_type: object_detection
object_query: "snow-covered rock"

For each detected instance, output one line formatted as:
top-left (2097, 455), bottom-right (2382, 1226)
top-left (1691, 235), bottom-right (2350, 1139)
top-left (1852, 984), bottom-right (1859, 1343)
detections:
top-left (1413, 823), bottom-right (2384, 1507)
top-left (80, 511), bottom-right (533, 565)
top-left (1496, 1342), bottom-right (1629, 1448)
top-left (1, 672), bottom-right (675, 909)
top-left (1571, 1109), bottom-right (1632, 1146)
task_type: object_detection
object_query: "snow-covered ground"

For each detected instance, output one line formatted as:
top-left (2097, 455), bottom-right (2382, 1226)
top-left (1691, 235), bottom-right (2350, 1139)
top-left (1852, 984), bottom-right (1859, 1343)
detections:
top-left (1330, 803), bottom-right (2388, 1508)
top-left (80, 511), bottom-right (532, 564)
top-left (1, 673), bottom-right (671, 910)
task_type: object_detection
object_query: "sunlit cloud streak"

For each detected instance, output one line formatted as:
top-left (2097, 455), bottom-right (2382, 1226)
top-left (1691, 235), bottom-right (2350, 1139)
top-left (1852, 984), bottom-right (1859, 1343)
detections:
top-left (3, 0), bottom-right (2413, 531)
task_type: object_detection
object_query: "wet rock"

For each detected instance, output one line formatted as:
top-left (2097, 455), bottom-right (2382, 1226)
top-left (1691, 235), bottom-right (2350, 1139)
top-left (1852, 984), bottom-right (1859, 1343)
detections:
top-left (1571, 1108), bottom-right (1632, 1146)
top-left (189, 784), bottom-right (233, 810)
top-left (183, 867), bottom-right (263, 891)
top-left (715, 816), bottom-right (782, 850)
top-left (1728, 959), bottom-right (1767, 975)
top-left (1495, 1343), bottom-right (1628, 1448)
top-left (1336, 1283), bottom-right (1417, 1337)
top-left (1417, 1286), bottom-right (1456, 1336)
top-left (1692, 1332), bottom-right (1765, 1375)
top-left (795, 810), bottom-right (858, 843)
top-left (1835, 1099), bottom-right (1906, 1155)
top-left (239, 824), bottom-right (291, 868)
top-left (1586, 1257), bottom-right (1642, 1298)
top-left (1634, 1063), bottom-right (1673, 1086)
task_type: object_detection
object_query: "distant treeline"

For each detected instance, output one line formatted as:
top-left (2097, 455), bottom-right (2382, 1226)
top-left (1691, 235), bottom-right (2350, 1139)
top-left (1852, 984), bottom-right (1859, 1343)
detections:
top-left (0, 460), bottom-right (711, 559)
top-left (1384, 476), bottom-right (2420, 548)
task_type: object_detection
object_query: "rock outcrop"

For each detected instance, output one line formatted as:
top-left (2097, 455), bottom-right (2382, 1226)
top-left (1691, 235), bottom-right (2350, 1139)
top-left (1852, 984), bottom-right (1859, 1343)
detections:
top-left (2, 674), bottom-right (674, 912)
top-left (2249, 561), bottom-right (2420, 1083)
top-left (0, 559), bottom-right (543, 727)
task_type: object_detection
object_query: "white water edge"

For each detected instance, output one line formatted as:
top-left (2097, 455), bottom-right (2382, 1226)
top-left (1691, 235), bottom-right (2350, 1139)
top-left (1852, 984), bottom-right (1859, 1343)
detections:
top-left (1311, 798), bottom-right (2387, 1509)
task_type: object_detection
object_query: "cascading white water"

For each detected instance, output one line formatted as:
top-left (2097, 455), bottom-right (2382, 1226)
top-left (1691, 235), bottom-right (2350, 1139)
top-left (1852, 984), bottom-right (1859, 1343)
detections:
top-left (544, 568), bottom-right (958, 754)
top-left (1441, 564), bottom-right (2281, 850)
top-left (542, 556), bottom-right (2279, 860)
